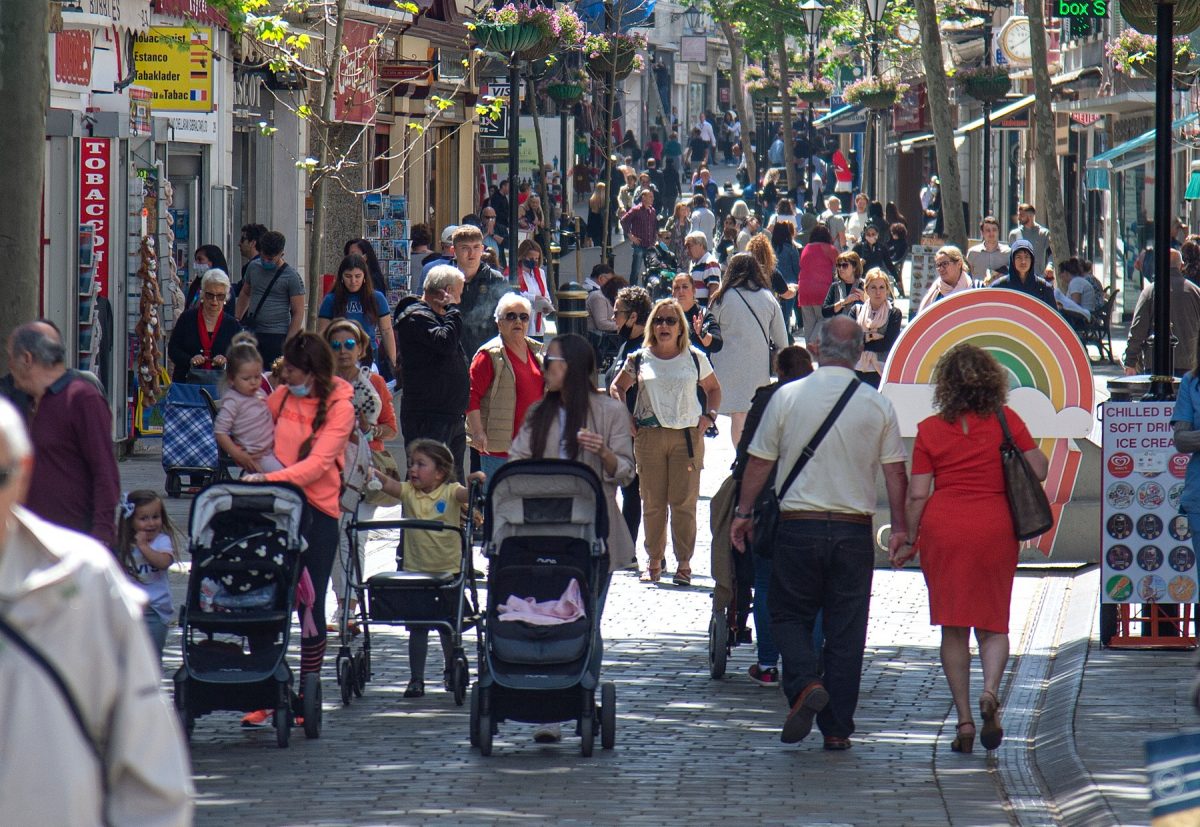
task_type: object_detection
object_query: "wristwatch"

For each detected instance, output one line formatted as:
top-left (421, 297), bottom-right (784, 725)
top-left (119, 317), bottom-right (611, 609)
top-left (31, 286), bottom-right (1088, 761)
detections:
top-left (733, 508), bottom-right (753, 519)
top-left (705, 409), bottom-right (717, 424)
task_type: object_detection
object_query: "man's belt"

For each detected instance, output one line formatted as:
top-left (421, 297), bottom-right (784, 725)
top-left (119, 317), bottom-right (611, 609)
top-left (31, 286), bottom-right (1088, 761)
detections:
top-left (780, 510), bottom-right (872, 526)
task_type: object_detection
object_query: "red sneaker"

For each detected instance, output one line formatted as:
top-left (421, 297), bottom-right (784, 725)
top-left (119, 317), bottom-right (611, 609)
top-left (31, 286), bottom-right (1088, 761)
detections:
top-left (241, 709), bottom-right (272, 728)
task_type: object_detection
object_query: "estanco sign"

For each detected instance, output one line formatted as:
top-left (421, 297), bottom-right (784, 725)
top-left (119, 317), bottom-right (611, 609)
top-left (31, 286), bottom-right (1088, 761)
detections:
top-left (79, 138), bottom-right (112, 298)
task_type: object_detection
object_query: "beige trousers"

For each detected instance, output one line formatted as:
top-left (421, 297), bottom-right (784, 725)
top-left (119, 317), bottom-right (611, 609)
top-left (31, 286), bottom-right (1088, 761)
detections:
top-left (634, 426), bottom-right (705, 572)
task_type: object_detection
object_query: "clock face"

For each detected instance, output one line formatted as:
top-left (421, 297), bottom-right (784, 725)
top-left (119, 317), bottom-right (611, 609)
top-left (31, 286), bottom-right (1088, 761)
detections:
top-left (999, 17), bottom-right (1032, 64)
top-left (896, 20), bottom-right (920, 44)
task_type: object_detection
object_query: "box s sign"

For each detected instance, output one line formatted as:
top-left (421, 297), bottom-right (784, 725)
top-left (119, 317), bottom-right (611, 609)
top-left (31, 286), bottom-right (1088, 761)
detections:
top-left (1052, 0), bottom-right (1107, 16)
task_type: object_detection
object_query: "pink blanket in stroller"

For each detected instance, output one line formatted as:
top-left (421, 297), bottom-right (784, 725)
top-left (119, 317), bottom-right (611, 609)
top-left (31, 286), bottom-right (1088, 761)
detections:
top-left (496, 578), bottom-right (586, 625)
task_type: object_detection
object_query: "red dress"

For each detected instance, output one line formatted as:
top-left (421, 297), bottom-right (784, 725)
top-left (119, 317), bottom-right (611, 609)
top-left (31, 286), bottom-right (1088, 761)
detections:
top-left (911, 407), bottom-right (1036, 633)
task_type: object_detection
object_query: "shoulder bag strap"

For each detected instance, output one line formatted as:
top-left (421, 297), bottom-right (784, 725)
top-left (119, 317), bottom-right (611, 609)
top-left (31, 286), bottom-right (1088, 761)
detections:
top-left (733, 288), bottom-right (771, 351)
top-left (249, 264), bottom-right (287, 321)
top-left (996, 406), bottom-right (1016, 448)
top-left (0, 612), bottom-right (110, 825)
top-left (776, 379), bottom-right (861, 500)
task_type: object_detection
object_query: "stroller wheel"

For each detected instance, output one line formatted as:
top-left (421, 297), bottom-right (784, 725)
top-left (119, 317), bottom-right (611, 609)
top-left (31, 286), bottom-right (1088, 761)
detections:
top-left (600, 682), bottom-right (616, 750)
top-left (708, 611), bottom-right (729, 679)
top-left (338, 658), bottom-right (353, 706)
top-left (469, 683), bottom-right (481, 748)
top-left (353, 651), bottom-right (367, 698)
top-left (274, 707), bottom-right (290, 748)
top-left (451, 653), bottom-right (469, 707)
top-left (302, 673), bottom-right (322, 739)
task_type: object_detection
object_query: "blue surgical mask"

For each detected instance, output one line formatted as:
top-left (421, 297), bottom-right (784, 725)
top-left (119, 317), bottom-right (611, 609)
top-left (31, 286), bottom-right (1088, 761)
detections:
top-left (287, 382), bottom-right (310, 397)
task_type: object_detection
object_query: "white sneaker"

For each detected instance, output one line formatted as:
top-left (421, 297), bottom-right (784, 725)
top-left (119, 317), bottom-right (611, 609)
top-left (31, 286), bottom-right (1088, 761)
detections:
top-left (533, 723), bottom-right (562, 743)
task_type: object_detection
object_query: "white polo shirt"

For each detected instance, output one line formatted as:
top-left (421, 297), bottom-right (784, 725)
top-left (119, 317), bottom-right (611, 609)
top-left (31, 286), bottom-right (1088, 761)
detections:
top-left (748, 366), bottom-right (907, 514)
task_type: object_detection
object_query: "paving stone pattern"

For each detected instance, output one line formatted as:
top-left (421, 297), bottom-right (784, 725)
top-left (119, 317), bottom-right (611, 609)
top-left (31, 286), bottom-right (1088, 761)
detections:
top-left (114, 394), bottom-right (1191, 827)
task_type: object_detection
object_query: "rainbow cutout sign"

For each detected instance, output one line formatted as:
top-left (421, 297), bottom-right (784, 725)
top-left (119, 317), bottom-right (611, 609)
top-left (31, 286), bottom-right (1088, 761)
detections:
top-left (881, 290), bottom-right (1095, 554)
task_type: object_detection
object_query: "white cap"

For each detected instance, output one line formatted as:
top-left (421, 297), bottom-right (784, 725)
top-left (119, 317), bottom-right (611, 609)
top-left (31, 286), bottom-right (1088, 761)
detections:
top-left (440, 225), bottom-right (458, 244)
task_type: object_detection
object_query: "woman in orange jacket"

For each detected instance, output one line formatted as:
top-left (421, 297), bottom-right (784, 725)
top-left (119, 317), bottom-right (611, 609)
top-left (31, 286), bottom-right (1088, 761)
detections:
top-left (242, 333), bottom-right (354, 720)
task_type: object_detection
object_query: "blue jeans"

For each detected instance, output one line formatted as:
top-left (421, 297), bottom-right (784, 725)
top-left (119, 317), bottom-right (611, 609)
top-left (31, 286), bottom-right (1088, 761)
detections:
top-left (144, 609), bottom-right (168, 661)
top-left (753, 553), bottom-right (779, 667)
top-left (779, 296), bottom-right (797, 345)
top-left (629, 245), bottom-right (651, 286)
top-left (770, 519), bottom-right (874, 739)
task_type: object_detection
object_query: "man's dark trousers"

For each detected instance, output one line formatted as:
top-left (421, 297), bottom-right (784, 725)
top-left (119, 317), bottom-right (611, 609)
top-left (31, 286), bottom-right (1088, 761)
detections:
top-left (770, 518), bottom-right (874, 740)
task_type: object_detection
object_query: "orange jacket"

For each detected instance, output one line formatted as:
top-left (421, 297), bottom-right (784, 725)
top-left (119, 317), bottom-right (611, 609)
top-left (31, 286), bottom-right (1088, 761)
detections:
top-left (263, 377), bottom-right (354, 518)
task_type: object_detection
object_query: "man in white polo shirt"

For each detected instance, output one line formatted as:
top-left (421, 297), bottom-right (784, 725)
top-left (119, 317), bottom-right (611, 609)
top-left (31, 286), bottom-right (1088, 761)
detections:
top-left (731, 316), bottom-right (910, 751)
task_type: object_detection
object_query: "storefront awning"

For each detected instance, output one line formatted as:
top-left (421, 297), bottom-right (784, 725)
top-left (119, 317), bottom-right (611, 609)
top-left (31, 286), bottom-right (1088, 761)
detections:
top-left (1186, 170), bottom-right (1200, 200)
top-left (814, 103), bottom-right (862, 128)
top-left (955, 95), bottom-right (1035, 135)
top-left (1085, 112), bottom-right (1200, 190)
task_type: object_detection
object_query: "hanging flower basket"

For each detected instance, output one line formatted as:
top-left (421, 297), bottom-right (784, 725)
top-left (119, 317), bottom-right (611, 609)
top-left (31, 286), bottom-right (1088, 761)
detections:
top-left (843, 77), bottom-right (908, 110)
top-left (471, 21), bottom-right (544, 55)
top-left (748, 83), bottom-right (780, 102)
top-left (958, 67), bottom-right (1012, 103)
top-left (547, 82), bottom-right (584, 103)
top-left (1107, 30), bottom-right (1196, 87)
top-left (791, 77), bottom-right (833, 104)
top-left (584, 33), bottom-right (645, 81)
top-left (1120, 0), bottom-right (1200, 37)
top-left (517, 5), bottom-right (585, 61)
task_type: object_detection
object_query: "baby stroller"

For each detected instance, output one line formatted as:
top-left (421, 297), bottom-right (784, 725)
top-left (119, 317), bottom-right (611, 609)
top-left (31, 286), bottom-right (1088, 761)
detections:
top-left (339, 480), bottom-right (484, 707)
top-left (173, 482), bottom-right (314, 748)
top-left (472, 460), bottom-right (615, 757)
top-left (162, 380), bottom-right (222, 497)
top-left (708, 475), bottom-right (755, 678)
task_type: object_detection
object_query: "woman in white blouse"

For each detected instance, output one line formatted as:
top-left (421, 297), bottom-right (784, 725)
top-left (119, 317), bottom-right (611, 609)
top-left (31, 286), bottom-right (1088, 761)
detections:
top-left (609, 299), bottom-right (722, 586)
top-left (514, 239), bottom-right (555, 339)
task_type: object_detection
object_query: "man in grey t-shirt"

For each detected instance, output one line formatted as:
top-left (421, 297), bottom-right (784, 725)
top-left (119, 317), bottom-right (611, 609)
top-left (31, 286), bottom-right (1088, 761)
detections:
top-left (965, 216), bottom-right (1011, 283)
top-left (1008, 203), bottom-right (1051, 272)
top-left (234, 229), bottom-right (305, 365)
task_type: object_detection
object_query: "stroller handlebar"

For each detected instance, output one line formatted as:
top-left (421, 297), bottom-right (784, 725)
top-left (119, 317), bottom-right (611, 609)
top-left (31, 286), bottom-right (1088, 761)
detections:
top-left (352, 518), bottom-right (466, 537)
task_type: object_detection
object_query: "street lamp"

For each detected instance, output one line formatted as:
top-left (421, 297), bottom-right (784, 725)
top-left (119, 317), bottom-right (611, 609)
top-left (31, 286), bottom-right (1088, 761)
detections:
top-left (799, 0), bottom-right (826, 156)
top-left (862, 0), bottom-right (888, 200)
top-left (672, 4), bottom-right (704, 32)
top-left (961, 0), bottom-right (1011, 223)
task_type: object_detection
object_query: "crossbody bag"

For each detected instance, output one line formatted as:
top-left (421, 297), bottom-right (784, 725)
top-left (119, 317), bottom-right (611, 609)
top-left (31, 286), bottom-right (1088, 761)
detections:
top-left (751, 379), bottom-right (861, 558)
top-left (240, 265), bottom-right (287, 332)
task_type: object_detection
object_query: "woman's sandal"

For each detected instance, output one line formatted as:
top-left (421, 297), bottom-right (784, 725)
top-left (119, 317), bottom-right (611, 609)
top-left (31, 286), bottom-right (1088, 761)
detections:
top-left (640, 564), bottom-right (662, 583)
top-left (951, 721), bottom-right (976, 754)
top-left (979, 690), bottom-right (1004, 750)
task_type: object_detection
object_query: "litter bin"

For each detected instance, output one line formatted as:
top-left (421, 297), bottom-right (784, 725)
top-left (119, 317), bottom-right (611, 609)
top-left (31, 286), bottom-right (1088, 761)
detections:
top-left (555, 281), bottom-right (589, 339)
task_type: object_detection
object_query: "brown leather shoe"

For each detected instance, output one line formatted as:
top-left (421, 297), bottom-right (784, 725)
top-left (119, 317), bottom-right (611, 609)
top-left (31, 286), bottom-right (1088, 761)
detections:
top-left (781, 681), bottom-right (829, 743)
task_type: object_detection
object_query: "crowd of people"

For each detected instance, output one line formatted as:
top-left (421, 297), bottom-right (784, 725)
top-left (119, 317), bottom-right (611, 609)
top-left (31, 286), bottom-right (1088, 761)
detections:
top-left (0, 146), bottom-right (1098, 821)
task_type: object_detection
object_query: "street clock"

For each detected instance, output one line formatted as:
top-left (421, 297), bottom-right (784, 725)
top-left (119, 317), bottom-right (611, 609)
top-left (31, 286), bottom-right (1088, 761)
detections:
top-left (896, 20), bottom-right (920, 44)
top-left (997, 16), bottom-right (1032, 65)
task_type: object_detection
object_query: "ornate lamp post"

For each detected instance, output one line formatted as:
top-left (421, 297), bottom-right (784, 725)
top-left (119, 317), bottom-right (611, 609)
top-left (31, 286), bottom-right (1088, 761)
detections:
top-left (862, 0), bottom-right (888, 199)
top-left (799, 0), bottom-right (826, 155)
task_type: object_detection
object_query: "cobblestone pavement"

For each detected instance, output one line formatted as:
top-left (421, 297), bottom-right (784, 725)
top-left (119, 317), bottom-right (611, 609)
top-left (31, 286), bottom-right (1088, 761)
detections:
top-left (119, 401), bottom-right (1192, 827)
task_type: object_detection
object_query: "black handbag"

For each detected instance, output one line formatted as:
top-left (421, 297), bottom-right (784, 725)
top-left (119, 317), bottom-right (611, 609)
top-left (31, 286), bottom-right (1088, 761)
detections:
top-left (752, 379), bottom-right (860, 558)
top-left (997, 408), bottom-right (1054, 541)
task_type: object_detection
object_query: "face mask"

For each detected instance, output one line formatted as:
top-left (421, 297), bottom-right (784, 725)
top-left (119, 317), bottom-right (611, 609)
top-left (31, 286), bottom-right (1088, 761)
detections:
top-left (522, 259), bottom-right (537, 270)
top-left (287, 382), bottom-right (310, 397)
top-left (618, 322), bottom-right (635, 340)
top-left (193, 262), bottom-right (210, 277)
top-left (261, 260), bottom-right (278, 271)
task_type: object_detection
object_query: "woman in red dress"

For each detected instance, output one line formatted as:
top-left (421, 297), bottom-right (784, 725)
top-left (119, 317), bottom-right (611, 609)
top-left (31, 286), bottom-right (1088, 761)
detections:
top-left (892, 344), bottom-right (1048, 754)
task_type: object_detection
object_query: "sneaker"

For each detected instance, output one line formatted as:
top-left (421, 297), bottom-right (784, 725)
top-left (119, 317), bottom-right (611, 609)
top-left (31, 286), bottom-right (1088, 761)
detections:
top-left (533, 723), bottom-right (563, 743)
top-left (241, 709), bottom-right (272, 728)
top-left (404, 679), bottom-right (425, 698)
top-left (748, 664), bottom-right (780, 686)
top-left (780, 681), bottom-right (829, 744)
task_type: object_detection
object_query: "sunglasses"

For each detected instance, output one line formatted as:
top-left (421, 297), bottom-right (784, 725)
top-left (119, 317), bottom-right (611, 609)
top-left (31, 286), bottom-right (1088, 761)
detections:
top-left (652, 317), bottom-right (679, 326)
top-left (330, 338), bottom-right (358, 350)
top-left (203, 291), bottom-right (228, 301)
top-left (837, 262), bottom-right (855, 269)
top-left (502, 312), bottom-right (530, 322)
top-left (935, 260), bottom-right (956, 269)
top-left (544, 355), bottom-right (566, 363)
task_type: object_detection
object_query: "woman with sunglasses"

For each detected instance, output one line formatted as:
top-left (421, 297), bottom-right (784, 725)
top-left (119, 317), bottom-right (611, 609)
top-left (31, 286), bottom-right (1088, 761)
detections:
top-left (917, 245), bottom-right (975, 315)
top-left (822, 250), bottom-right (865, 320)
top-left (466, 294), bottom-right (545, 479)
top-left (609, 298), bottom-right (722, 586)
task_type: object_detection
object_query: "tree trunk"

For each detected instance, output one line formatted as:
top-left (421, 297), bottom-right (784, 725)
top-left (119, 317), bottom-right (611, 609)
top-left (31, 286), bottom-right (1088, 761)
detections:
top-left (306, 0), bottom-right (349, 329)
top-left (774, 24), bottom-right (798, 196)
top-left (0, 1), bottom-right (49, 366)
top-left (913, 0), bottom-right (968, 251)
top-left (720, 21), bottom-right (754, 186)
top-left (1027, 0), bottom-right (1071, 287)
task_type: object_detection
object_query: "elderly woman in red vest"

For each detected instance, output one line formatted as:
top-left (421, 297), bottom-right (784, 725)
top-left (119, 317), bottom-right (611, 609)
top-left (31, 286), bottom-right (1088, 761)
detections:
top-left (466, 293), bottom-right (545, 479)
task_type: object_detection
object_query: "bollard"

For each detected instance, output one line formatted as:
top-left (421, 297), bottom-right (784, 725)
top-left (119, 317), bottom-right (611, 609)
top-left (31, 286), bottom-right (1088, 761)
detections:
top-left (556, 281), bottom-right (590, 338)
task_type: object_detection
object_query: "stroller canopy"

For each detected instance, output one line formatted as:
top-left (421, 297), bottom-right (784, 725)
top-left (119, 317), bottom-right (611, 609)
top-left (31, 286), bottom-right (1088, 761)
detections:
top-left (484, 460), bottom-right (608, 546)
top-left (189, 482), bottom-right (308, 551)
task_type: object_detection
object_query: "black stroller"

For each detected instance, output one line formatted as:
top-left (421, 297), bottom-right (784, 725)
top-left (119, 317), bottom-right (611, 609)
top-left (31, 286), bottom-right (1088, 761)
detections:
top-left (471, 460), bottom-right (616, 757)
top-left (345, 480), bottom-right (484, 707)
top-left (173, 482), bottom-right (316, 748)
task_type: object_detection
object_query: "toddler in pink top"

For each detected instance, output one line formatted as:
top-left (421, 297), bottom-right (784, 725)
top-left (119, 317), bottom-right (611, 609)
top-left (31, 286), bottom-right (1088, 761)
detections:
top-left (213, 333), bottom-right (283, 472)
